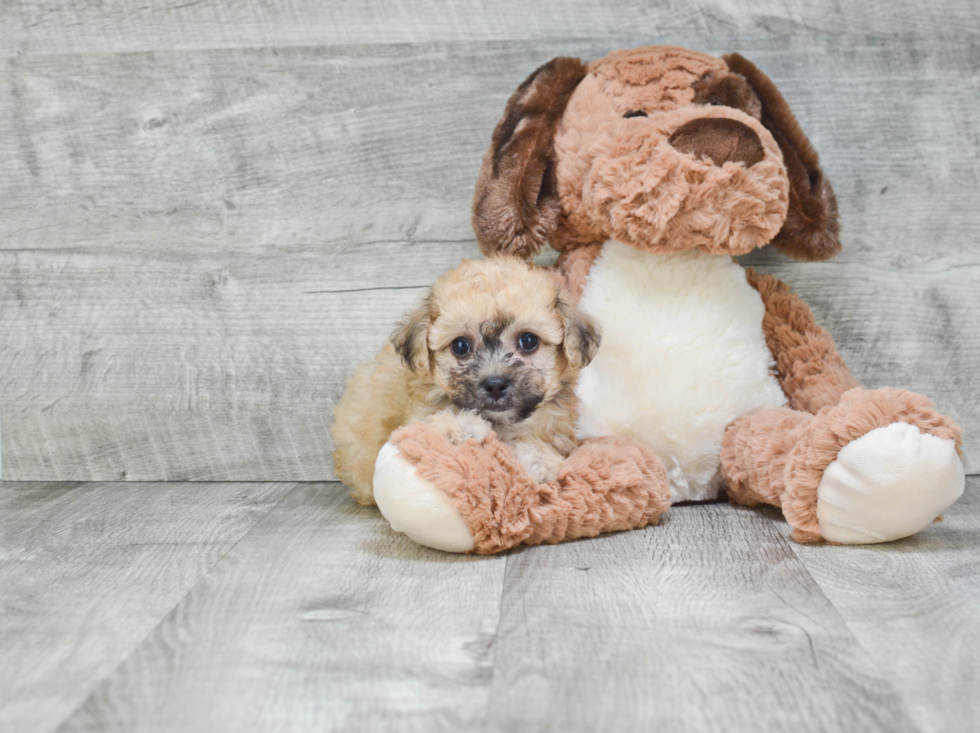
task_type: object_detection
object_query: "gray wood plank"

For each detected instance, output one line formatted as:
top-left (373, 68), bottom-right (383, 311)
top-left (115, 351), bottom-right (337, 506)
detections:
top-left (56, 483), bottom-right (507, 733)
top-left (0, 480), bottom-right (293, 733)
top-left (781, 477), bottom-right (980, 733)
top-left (2, 36), bottom-right (978, 479)
top-left (484, 504), bottom-right (919, 733)
top-left (2, 254), bottom-right (975, 480)
top-left (2, 37), bottom-right (979, 258)
top-left (0, 1), bottom-right (978, 56)
top-left (0, 246), bottom-right (448, 480)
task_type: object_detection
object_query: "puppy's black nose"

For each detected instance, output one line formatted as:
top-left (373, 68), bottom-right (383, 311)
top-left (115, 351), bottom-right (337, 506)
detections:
top-left (482, 376), bottom-right (510, 400)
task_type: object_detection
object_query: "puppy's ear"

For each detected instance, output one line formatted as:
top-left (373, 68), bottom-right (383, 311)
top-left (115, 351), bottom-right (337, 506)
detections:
top-left (391, 297), bottom-right (433, 374)
top-left (558, 299), bottom-right (601, 370)
top-left (723, 53), bottom-right (841, 262)
top-left (473, 57), bottom-right (588, 260)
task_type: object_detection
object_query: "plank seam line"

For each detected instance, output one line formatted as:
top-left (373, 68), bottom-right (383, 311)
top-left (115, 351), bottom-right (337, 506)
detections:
top-left (478, 548), bottom-right (514, 730)
top-left (47, 481), bottom-right (303, 731)
top-left (771, 509), bottom-right (927, 733)
top-left (304, 284), bottom-right (429, 295)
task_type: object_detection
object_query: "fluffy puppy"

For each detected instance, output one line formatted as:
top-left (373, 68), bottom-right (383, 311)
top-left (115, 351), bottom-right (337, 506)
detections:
top-left (332, 256), bottom-right (601, 504)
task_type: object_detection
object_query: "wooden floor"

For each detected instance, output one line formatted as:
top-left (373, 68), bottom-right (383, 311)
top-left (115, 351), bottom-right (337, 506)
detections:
top-left (1, 477), bottom-right (977, 732)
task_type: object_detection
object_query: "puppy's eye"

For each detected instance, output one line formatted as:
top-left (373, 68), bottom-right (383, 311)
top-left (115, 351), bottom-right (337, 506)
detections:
top-left (517, 332), bottom-right (539, 353)
top-left (624, 110), bottom-right (648, 118)
top-left (450, 337), bottom-right (471, 357)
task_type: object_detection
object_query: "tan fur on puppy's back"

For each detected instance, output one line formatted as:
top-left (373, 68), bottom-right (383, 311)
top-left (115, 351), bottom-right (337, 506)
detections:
top-left (331, 343), bottom-right (434, 504)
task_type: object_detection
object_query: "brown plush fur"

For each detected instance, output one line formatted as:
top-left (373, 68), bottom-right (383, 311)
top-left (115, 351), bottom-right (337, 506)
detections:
top-left (550, 64), bottom-right (788, 256)
top-left (553, 244), bottom-right (603, 304)
top-left (667, 117), bottom-right (766, 168)
top-left (691, 68), bottom-right (763, 119)
top-left (746, 268), bottom-right (860, 413)
top-left (472, 57), bottom-right (587, 259)
top-left (722, 387), bottom-right (963, 542)
top-left (391, 423), bottom-right (670, 554)
top-left (331, 256), bottom-right (599, 504)
top-left (723, 53), bottom-right (841, 261)
top-left (465, 45), bottom-right (963, 547)
top-left (473, 45), bottom-right (843, 262)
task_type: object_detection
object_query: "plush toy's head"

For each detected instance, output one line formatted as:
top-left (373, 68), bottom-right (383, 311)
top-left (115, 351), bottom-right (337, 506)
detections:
top-left (473, 46), bottom-right (840, 261)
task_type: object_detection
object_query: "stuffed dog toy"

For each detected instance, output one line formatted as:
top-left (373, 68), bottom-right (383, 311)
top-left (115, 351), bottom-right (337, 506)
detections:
top-left (367, 45), bottom-right (965, 553)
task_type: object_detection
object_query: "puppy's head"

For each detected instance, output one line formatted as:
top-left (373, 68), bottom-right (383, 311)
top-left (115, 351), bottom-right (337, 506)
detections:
top-left (392, 257), bottom-right (599, 426)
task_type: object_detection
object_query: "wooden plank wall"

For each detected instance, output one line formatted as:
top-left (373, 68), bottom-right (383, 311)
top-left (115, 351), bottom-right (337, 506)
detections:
top-left (1, 3), bottom-right (978, 480)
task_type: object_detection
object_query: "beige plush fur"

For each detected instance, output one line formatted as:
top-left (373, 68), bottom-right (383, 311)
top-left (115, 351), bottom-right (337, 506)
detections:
top-left (721, 387), bottom-right (963, 542)
top-left (331, 256), bottom-right (599, 504)
top-left (391, 423), bottom-right (670, 554)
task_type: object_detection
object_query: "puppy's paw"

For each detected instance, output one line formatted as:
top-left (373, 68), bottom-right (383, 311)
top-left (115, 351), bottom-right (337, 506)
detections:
top-left (422, 410), bottom-right (493, 445)
top-left (512, 442), bottom-right (565, 484)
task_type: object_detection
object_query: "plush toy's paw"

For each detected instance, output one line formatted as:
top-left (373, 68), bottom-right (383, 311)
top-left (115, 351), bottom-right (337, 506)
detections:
top-left (816, 422), bottom-right (964, 544)
top-left (372, 442), bottom-right (475, 553)
top-left (375, 424), bottom-right (671, 554)
top-left (421, 409), bottom-right (492, 445)
top-left (732, 387), bottom-right (966, 544)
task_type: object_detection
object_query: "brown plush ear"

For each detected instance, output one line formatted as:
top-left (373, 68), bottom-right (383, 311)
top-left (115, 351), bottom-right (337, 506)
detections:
top-left (472, 57), bottom-right (588, 259)
top-left (557, 298), bottom-right (601, 369)
top-left (723, 53), bottom-right (841, 261)
top-left (391, 297), bottom-right (433, 374)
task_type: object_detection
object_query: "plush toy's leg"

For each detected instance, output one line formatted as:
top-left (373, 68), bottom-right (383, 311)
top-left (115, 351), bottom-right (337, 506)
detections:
top-left (721, 387), bottom-right (965, 544)
top-left (373, 423), bottom-right (670, 554)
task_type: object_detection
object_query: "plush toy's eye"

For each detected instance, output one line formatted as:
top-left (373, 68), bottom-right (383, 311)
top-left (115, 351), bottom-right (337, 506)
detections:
top-left (517, 332), bottom-right (539, 353)
top-left (624, 110), bottom-right (648, 118)
top-left (451, 337), bottom-right (471, 357)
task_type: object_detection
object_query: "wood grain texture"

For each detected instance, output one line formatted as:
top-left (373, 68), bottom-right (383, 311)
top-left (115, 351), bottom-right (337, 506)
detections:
top-left (2, 480), bottom-right (977, 731)
top-left (0, 480), bottom-right (293, 733)
top-left (2, 34), bottom-right (978, 479)
top-left (1, 0), bottom-right (978, 56)
top-left (485, 503), bottom-right (918, 733)
top-left (786, 476), bottom-right (980, 733)
top-left (55, 483), bottom-right (507, 733)
top-left (0, 247), bottom-right (446, 480)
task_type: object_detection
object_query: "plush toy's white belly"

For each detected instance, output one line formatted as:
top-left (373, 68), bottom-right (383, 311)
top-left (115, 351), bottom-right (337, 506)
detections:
top-left (575, 241), bottom-right (788, 503)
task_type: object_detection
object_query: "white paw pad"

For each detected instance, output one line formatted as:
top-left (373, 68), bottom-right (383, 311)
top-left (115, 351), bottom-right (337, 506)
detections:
top-left (372, 442), bottom-right (475, 553)
top-left (816, 422), bottom-right (965, 544)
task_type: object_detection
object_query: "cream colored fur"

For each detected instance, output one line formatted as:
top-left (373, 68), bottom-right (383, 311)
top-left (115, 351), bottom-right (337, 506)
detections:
top-left (816, 422), bottom-right (965, 543)
top-left (331, 342), bottom-right (438, 504)
top-left (575, 240), bottom-right (787, 502)
top-left (373, 443), bottom-right (476, 553)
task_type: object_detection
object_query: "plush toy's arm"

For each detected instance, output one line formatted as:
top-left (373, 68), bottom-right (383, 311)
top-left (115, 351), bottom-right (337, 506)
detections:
top-left (374, 422), bottom-right (670, 554)
top-left (553, 244), bottom-right (604, 305)
top-left (745, 268), bottom-right (860, 414)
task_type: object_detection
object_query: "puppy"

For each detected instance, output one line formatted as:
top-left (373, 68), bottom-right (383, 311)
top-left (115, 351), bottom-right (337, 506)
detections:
top-left (331, 256), bottom-right (601, 504)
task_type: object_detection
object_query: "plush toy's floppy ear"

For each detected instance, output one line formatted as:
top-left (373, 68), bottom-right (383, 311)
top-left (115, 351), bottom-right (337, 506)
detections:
top-left (723, 53), bottom-right (841, 261)
top-left (391, 297), bottom-right (433, 374)
top-left (473, 57), bottom-right (588, 259)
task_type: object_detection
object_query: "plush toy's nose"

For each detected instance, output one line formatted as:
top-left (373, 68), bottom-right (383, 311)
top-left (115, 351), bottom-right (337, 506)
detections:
top-left (667, 117), bottom-right (765, 167)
